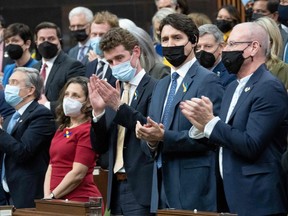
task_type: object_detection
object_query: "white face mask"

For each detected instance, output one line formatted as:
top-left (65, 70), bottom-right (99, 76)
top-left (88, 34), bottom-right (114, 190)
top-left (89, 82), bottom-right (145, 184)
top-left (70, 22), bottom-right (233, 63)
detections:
top-left (63, 97), bottom-right (83, 117)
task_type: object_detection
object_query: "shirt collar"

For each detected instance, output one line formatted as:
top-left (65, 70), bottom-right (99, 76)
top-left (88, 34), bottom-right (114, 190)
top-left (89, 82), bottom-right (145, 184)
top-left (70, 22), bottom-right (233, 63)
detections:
top-left (170, 57), bottom-right (197, 79)
top-left (237, 73), bottom-right (253, 85)
top-left (78, 39), bottom-right (91, 47)
top-left (42, 55), bottom-right (58, 68)
top-left (129, 69), bottom-right (146, 87)
top-left (17, 100), bottom-right (33, 115)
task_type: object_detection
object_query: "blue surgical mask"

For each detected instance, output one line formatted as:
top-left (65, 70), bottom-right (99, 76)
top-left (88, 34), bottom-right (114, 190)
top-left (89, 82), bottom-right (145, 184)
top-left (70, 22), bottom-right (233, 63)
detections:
top-left (90, 37), bottom-right (103, 56)
top-left (4, 85), bottom-right (23, 107)
top-left (111, 57), bottom-right (137, 82)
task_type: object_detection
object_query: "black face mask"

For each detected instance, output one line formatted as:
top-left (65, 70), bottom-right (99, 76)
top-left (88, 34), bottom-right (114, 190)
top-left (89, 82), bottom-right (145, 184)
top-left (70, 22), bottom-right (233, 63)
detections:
top-left (71, 29), bottom-right (89, 42)
top-left (251, 13), bottom-right (265, 21)
top-left (245, 7), bottom-right (253, 22)
top-left (38, 41), bottom-right (58, 59)
top-left (6, 44), bottom-right (24, 60)
top-left (215, 19), bottom-right (234, 33)
top-left (222, 45), bottom-right (251, 74)
top-left (196, 50), bottom-right (217, 68)
top-left (162, 42), bottom-right (190, 67)
top-left (278, 5), bottom-right (288, 27)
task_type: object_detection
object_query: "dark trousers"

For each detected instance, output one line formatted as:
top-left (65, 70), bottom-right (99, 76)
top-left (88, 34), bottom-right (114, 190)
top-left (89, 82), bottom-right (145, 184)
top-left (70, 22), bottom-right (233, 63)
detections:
top-left (110, 178), bottom-right (154, 216)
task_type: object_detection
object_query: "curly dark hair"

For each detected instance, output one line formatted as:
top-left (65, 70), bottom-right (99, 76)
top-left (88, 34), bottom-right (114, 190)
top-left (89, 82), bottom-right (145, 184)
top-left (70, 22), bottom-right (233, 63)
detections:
top-left (55, 76), bottom-right (92, 130)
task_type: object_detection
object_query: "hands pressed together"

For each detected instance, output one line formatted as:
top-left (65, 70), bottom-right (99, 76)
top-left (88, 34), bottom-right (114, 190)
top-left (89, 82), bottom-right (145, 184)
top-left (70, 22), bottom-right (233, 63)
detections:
top-left (179, 96), bottom-right (215, 132)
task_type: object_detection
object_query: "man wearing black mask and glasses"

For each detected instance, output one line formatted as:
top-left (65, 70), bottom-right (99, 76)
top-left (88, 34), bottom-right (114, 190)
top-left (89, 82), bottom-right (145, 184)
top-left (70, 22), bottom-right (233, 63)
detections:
top-left (196, 24), bottom-right (236, 88)
top-left (181, 22), bottom-right (288, 215)
top-left (68, 6), bottom-right (93, 65)
top-left (135, 13), bottom-right (223, 213)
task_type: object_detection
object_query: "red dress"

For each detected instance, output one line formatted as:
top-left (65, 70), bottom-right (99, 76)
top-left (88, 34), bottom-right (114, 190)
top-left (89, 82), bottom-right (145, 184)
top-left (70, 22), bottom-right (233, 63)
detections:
top-left (49, 121), bottom-right (102, 202)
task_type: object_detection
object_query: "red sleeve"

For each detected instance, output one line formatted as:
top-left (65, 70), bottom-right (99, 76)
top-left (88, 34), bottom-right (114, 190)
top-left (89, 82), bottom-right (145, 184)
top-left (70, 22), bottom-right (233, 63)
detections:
top-left (74, 123), bottom-right (98, 167)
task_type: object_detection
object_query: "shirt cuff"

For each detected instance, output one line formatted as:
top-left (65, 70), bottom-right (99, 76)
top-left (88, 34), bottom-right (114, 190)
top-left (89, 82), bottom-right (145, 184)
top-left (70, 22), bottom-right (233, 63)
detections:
top-left (188, 126), bottom-right (205, 139)
top-left (204, 116), bottom-right (220, 138)
top-left (92, 109), bottom-right (105, 123)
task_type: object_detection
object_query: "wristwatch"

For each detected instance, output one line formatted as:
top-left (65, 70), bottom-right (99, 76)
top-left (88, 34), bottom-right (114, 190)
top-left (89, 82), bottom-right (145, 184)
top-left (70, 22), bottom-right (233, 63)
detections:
top-left (49, 192), bottom-right (55, 199)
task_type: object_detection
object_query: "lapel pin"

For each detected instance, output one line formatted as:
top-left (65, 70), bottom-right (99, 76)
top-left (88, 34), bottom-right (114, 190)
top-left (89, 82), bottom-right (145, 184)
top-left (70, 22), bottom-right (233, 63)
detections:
top-left (134, 90), bottom-right (138, 100)
top-left (244, 87), bottom-right (251, 92)
top-left (182, 83), bottom-right (188, 93)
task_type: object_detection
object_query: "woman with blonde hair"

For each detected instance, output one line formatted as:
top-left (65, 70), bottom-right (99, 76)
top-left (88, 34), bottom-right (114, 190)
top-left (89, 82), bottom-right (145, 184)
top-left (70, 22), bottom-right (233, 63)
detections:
top-left (255, 16), bottom-right (288, 89)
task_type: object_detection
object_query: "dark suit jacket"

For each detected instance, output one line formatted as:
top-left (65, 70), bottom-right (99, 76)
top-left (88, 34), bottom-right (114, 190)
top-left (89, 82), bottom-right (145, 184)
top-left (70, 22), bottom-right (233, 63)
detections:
top-left (33, 51), bottom-right (86, 113)
top-left (85, 58), bottom-right (116, 86)
top-left (0, 100), bottom-right (56, 208)
top-left (148, 61), bottom-right (224, 213)
top-left (0, 90), bottom-right (14, 119)
top-left (148, 62), bottom-right (170, 80)
top-left (210, 64), bottom-right (288, 215)
top-left (90, 74), bottom-right (156, 210)
top-left (68, 44), bottom-right (91, 65)
top-left (212, 61), bottom-right (236, 88)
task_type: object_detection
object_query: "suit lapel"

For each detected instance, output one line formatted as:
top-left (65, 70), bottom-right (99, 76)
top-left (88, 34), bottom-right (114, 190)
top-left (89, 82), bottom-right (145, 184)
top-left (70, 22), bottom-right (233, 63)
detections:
top-left (220, 81), bottom-right (238, 121)
top-left (163, 62), bottom-right (197, 127)
top-left (130, 74), bottom-right (150, 108)
top-left (228, 65), bottom-right (264, 122)
top-left (10, 101), bottom-right (37, 134)
top-left (45, 52), bottom-right (64, 94)
top-left (154, 77), bottom-right (170, 123)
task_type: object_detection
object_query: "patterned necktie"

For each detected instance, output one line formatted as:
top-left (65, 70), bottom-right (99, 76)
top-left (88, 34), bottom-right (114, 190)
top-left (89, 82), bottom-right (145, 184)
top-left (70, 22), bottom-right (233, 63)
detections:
top-left (157, 72), bottom-right (179, 168)
top-left (96, 61), bottom-right (104, 79)
top-left (114, 82), bottom-right (131, 173)
top-left (2, 111), bottom-right (21, 192)
top-left (78, 46), bottom-right (86, 62)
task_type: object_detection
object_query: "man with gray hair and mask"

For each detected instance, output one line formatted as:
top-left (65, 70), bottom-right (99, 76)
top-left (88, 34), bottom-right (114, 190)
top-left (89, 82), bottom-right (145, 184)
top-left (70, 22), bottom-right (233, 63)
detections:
top-left (195, 24), bottom-right (235, 88)
top-left (0, 67), bottom-right (56, 208)
top-left (181, 22), bottom-right (288, 215)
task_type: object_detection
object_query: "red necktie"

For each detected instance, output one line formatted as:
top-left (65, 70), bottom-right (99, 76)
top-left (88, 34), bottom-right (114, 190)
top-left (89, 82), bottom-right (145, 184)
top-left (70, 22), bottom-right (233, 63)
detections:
top-left (41, 63), bottom-right (47, 81)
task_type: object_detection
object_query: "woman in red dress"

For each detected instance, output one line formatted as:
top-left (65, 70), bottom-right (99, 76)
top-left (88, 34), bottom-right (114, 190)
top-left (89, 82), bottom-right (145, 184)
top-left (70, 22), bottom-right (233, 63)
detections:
top-left (43, 76), bottom-right (102, 203)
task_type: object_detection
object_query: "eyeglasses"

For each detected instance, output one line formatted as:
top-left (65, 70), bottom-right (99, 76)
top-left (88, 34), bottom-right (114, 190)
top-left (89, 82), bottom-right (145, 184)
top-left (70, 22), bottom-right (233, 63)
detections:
top-left (69, 23), bottom-right (89, 31)
top-left (226, 41), bottom-right (253, 48)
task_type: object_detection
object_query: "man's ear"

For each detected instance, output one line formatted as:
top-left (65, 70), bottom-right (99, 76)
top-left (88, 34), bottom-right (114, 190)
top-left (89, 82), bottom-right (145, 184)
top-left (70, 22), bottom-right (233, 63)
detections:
top-left (133, 45), bottom-right (141, 58)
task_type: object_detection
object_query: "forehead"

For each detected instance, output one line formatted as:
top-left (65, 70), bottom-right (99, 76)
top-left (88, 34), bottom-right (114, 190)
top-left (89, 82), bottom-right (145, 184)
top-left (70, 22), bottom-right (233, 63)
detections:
top-left (90, 23), bottom-right (111, 33)
top-left (218, 8), bottom-right (232, 18)
top-left (228, 25), bottom-right (247, 41)
top-left (198, 33), bottom-right (217, 44)
top-left (161, 25), bottom-right (186, 37)
top-left (66, 83), bottom-right (85, 94)
top-left (6, 35), bottom-right (23, 41)
top-left (253, 1), bottom-right (268, 10)
top-left (104, 44), bottom-right (130, 60)
top-left (37, 28), bottom-right (58, 38)
top-left (70, 14), bottom-right (87, 24)
top-left (10, 71), bottom-right (26, 81)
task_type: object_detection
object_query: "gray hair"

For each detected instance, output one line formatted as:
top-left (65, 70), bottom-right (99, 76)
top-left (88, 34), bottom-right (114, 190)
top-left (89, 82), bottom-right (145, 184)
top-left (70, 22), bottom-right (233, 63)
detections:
top-left (129, 27), bottom-right (162, 72)
top-left (198, 24), bottom-right (224, 44)
top-left (68, 6), bottom-right (93, 23)
top-left (119, 18), bottom-right (137, 30)
top-left (154, 0), bottom-right (177, 6)
top-left (13, 67), bottom-right (43, 100)
top-left (152, 7), bottom-right (175, 42)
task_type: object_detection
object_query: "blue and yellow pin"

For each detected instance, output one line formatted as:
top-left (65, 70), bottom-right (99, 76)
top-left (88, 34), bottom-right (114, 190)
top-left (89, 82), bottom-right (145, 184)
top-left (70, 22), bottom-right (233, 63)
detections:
top-left (64, 130), bottom-right (72, 138)
top-left (182, 83), bottom-right (188, 93)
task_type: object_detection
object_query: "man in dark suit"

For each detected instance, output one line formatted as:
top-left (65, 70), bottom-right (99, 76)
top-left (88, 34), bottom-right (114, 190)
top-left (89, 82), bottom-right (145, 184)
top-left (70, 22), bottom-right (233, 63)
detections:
top-left (89, 27), bottom-right (156, 215)
top-left (68, 6), bottom-right (93, 65)
top-left (181, 22), bottom-right (288, 215)
top-left (196, 24), bottom-right (235, 88)
top-left (135, 14), bottom-right (223, 213)
top-left (33, 22), bottom-right (85, 115)
top-left (0, 67), bottom-right (56, 208)
top-left (85, 11), bottom-right (119, 84)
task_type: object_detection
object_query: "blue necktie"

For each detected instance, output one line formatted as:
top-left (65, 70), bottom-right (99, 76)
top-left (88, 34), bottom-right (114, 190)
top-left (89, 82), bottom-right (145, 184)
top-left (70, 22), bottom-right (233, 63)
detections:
top-left (2, 111), bottom-right (21, 192)
top-left (78, 46), bottom-right (86, 62)
top-left (157, 72), bottom-right (179, 168)
top-left (284, 43), bottom-right (288, 63)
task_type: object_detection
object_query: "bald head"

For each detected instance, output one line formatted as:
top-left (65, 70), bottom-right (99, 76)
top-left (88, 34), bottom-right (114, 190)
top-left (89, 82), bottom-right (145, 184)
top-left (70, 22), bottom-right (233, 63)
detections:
top-left (231, 22), bottom-right (269, 58)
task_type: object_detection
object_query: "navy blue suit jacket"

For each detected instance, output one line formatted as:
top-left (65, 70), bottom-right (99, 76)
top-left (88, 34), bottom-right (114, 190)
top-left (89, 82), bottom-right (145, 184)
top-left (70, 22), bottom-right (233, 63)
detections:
top-left (210, 64), bottom-right (288, 215)
top-left (90, 74), bottom-right (156, 210)
top-left (212, 61), bottom-right (236, 88)
top-left (148, 60), bottom-right (224, 212)
top-left (85, 58), bottom-right (116, 86)
top-left (68, 44), bottom-right (91, 65)
top-left (0, 100), bottom-right (56, 208)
